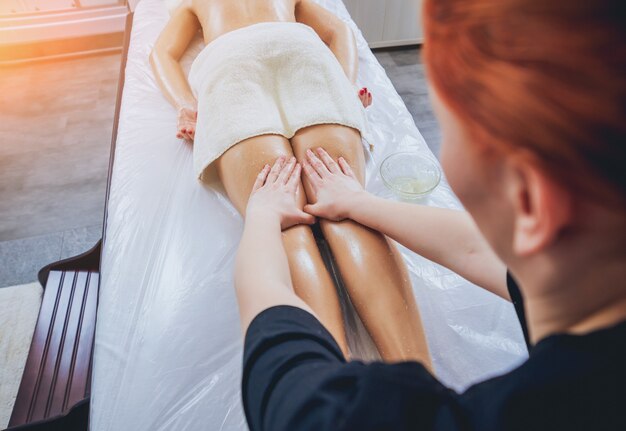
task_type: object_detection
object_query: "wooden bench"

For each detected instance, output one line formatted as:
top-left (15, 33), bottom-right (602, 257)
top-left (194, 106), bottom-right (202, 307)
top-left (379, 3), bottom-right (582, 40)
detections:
top-left (6, 242), bottom-right (101, 431)
top-left (5, 8), bottom-right (134, 430)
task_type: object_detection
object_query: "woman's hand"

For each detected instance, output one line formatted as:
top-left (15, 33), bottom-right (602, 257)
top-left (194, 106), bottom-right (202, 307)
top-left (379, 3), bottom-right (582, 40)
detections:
top-left (246, 156), bottom-right (315, 230)
top-left (302, 148), bottom-right (368, 221)
top-left (357, 86), bottom-right (372, 108)
top-left (177, 106), bottom-right (197, 141)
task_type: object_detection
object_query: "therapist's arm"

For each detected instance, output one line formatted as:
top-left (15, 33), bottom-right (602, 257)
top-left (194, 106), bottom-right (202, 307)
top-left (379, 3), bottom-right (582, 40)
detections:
top-left (303, 148), bottom-right (509, 300)
top-left (235, 157), bottom-right (317, 332)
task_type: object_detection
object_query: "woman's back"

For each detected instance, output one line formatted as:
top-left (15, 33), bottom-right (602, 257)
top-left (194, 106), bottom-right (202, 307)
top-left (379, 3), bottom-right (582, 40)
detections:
top-left (190, 0), bottom-right (297, 44)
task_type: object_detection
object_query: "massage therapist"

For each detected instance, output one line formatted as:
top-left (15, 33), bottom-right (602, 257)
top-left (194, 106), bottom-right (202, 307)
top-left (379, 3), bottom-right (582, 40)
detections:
top-left (233, 0), bottom-right (626, 429)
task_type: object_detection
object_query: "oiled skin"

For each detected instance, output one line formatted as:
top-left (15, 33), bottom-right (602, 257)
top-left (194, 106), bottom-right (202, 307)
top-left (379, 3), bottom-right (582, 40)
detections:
top-left (150, 0), bottom-right (431, 365)
top-left (193, 0), bottom-right (297, 45)
top-left (150, 0), bottom-right (359, 112)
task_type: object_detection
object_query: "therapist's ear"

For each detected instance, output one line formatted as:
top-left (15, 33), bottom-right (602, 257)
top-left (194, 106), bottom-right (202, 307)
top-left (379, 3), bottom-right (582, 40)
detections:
top-left (508, 157), bottom-right (573, 257)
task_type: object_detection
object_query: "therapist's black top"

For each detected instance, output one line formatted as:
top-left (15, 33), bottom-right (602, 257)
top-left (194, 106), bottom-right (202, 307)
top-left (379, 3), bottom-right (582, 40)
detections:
top-left (242, 275), bottom-right (626, 431)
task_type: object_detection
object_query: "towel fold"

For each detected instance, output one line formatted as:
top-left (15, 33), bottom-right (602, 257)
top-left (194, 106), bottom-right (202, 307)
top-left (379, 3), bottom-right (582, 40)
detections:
top-left (188, 21), bottom-right (370, 182)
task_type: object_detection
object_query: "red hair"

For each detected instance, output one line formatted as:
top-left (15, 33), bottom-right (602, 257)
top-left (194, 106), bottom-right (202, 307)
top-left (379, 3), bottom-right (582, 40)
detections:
top-left (423, 0), bottom-right (626, 207)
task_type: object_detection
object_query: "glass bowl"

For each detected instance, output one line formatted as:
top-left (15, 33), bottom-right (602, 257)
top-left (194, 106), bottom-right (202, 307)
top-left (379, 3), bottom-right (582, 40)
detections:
top-left (380, 152), bottom-right (441, 200)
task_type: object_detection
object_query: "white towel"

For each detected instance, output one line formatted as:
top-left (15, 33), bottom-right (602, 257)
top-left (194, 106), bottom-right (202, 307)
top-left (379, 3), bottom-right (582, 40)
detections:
top-left (188, 21), bottom-right (371, 182)
top-left (162, 0), bottom-right (182, 14)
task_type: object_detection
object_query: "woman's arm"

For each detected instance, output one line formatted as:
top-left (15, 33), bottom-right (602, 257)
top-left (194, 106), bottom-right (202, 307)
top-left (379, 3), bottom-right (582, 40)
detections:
top-left (295, 0), bottom-right (358, 83)
top-left (303, 148), bottom-right (510, 300)
top-left (149, 2), bottom-right (200, 140)
top-left (235, 157), bottom-right (316, 332)
top-left (295, 0), bottom-right (371, 108)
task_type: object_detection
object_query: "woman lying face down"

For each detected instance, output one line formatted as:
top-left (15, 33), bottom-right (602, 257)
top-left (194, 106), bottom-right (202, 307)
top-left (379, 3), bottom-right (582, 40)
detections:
top-left (150, 0), bottom-right (432, 364)
top-left (151, 0), bottom-right (373, 141)
top-left (234, 0), bottom-right (626, 429)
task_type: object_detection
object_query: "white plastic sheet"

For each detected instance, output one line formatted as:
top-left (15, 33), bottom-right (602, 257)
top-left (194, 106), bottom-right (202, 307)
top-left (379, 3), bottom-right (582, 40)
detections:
top-left (91, 0), bottom-right (527, 429)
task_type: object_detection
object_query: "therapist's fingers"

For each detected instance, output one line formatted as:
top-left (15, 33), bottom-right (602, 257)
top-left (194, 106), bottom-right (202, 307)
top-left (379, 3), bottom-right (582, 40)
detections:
top-left (287, 163), bottom-right (302, 192)
top-left (302, 161), bottom-right (321, 192)
top-left (252, 164), bottom-right (271, 192)
top-left (278, 157), bottom-right (296, 185)
top-left (306, 149), bottom-right (329, 178)
top-left (316, 148), bottom-right (340, 173)
top-left (267, 156), bottom-right (286, 184)
top-left (338, 157), bottom-right (357, 179)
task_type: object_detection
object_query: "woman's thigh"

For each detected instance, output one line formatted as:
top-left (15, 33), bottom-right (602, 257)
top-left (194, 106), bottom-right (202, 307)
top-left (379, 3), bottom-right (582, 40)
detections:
top-left (291, 125), bottom-right (430, 363)
top-left (215, 133), bottom-right (351, 355)
top-left (290, 124), bottom-right (366, 188)
top-left (214, 134), bottom-right (305, 213)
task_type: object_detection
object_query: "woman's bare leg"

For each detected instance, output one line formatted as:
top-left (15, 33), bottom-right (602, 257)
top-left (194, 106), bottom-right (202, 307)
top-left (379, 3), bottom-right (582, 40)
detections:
top-left (291, 124), bottom-right (431, 366)
top-left (214, 134), bottom-right (349, 356)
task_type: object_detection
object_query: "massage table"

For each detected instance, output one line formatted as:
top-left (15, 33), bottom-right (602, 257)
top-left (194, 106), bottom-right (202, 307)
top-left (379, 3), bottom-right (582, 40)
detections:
top-left (89, 0), bottom-right (527, 429)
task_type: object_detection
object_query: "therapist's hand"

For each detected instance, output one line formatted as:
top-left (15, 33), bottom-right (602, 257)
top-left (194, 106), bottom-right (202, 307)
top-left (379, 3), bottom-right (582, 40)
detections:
top-left (303, 148), bottom-right (368, 221)
top-left (246, 157), bottom-right (315, 230)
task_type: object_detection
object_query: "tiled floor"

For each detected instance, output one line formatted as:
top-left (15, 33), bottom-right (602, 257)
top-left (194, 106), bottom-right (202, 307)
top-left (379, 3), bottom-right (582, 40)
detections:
top-left (373, 48), bottom-right (442, 156)
top-left (0, 47), bottom-right (440, 288)
top-left (0, 53), bottom-right (121, 287)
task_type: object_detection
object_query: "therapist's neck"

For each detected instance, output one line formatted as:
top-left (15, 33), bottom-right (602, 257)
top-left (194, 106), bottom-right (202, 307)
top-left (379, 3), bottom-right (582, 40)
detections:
top-left (513, 212), bottom-right (626, 346)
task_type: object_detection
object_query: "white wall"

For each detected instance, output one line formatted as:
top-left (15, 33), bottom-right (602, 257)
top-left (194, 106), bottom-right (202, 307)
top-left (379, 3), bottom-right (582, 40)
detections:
top-left (0, 5), bottom-right (128, 44)
top-left (0, 0), bottom-right (124, 15)
top-left (343, 0), bottom-right (423, 48)
top-left (80, 0), bottom-right (125, 6)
